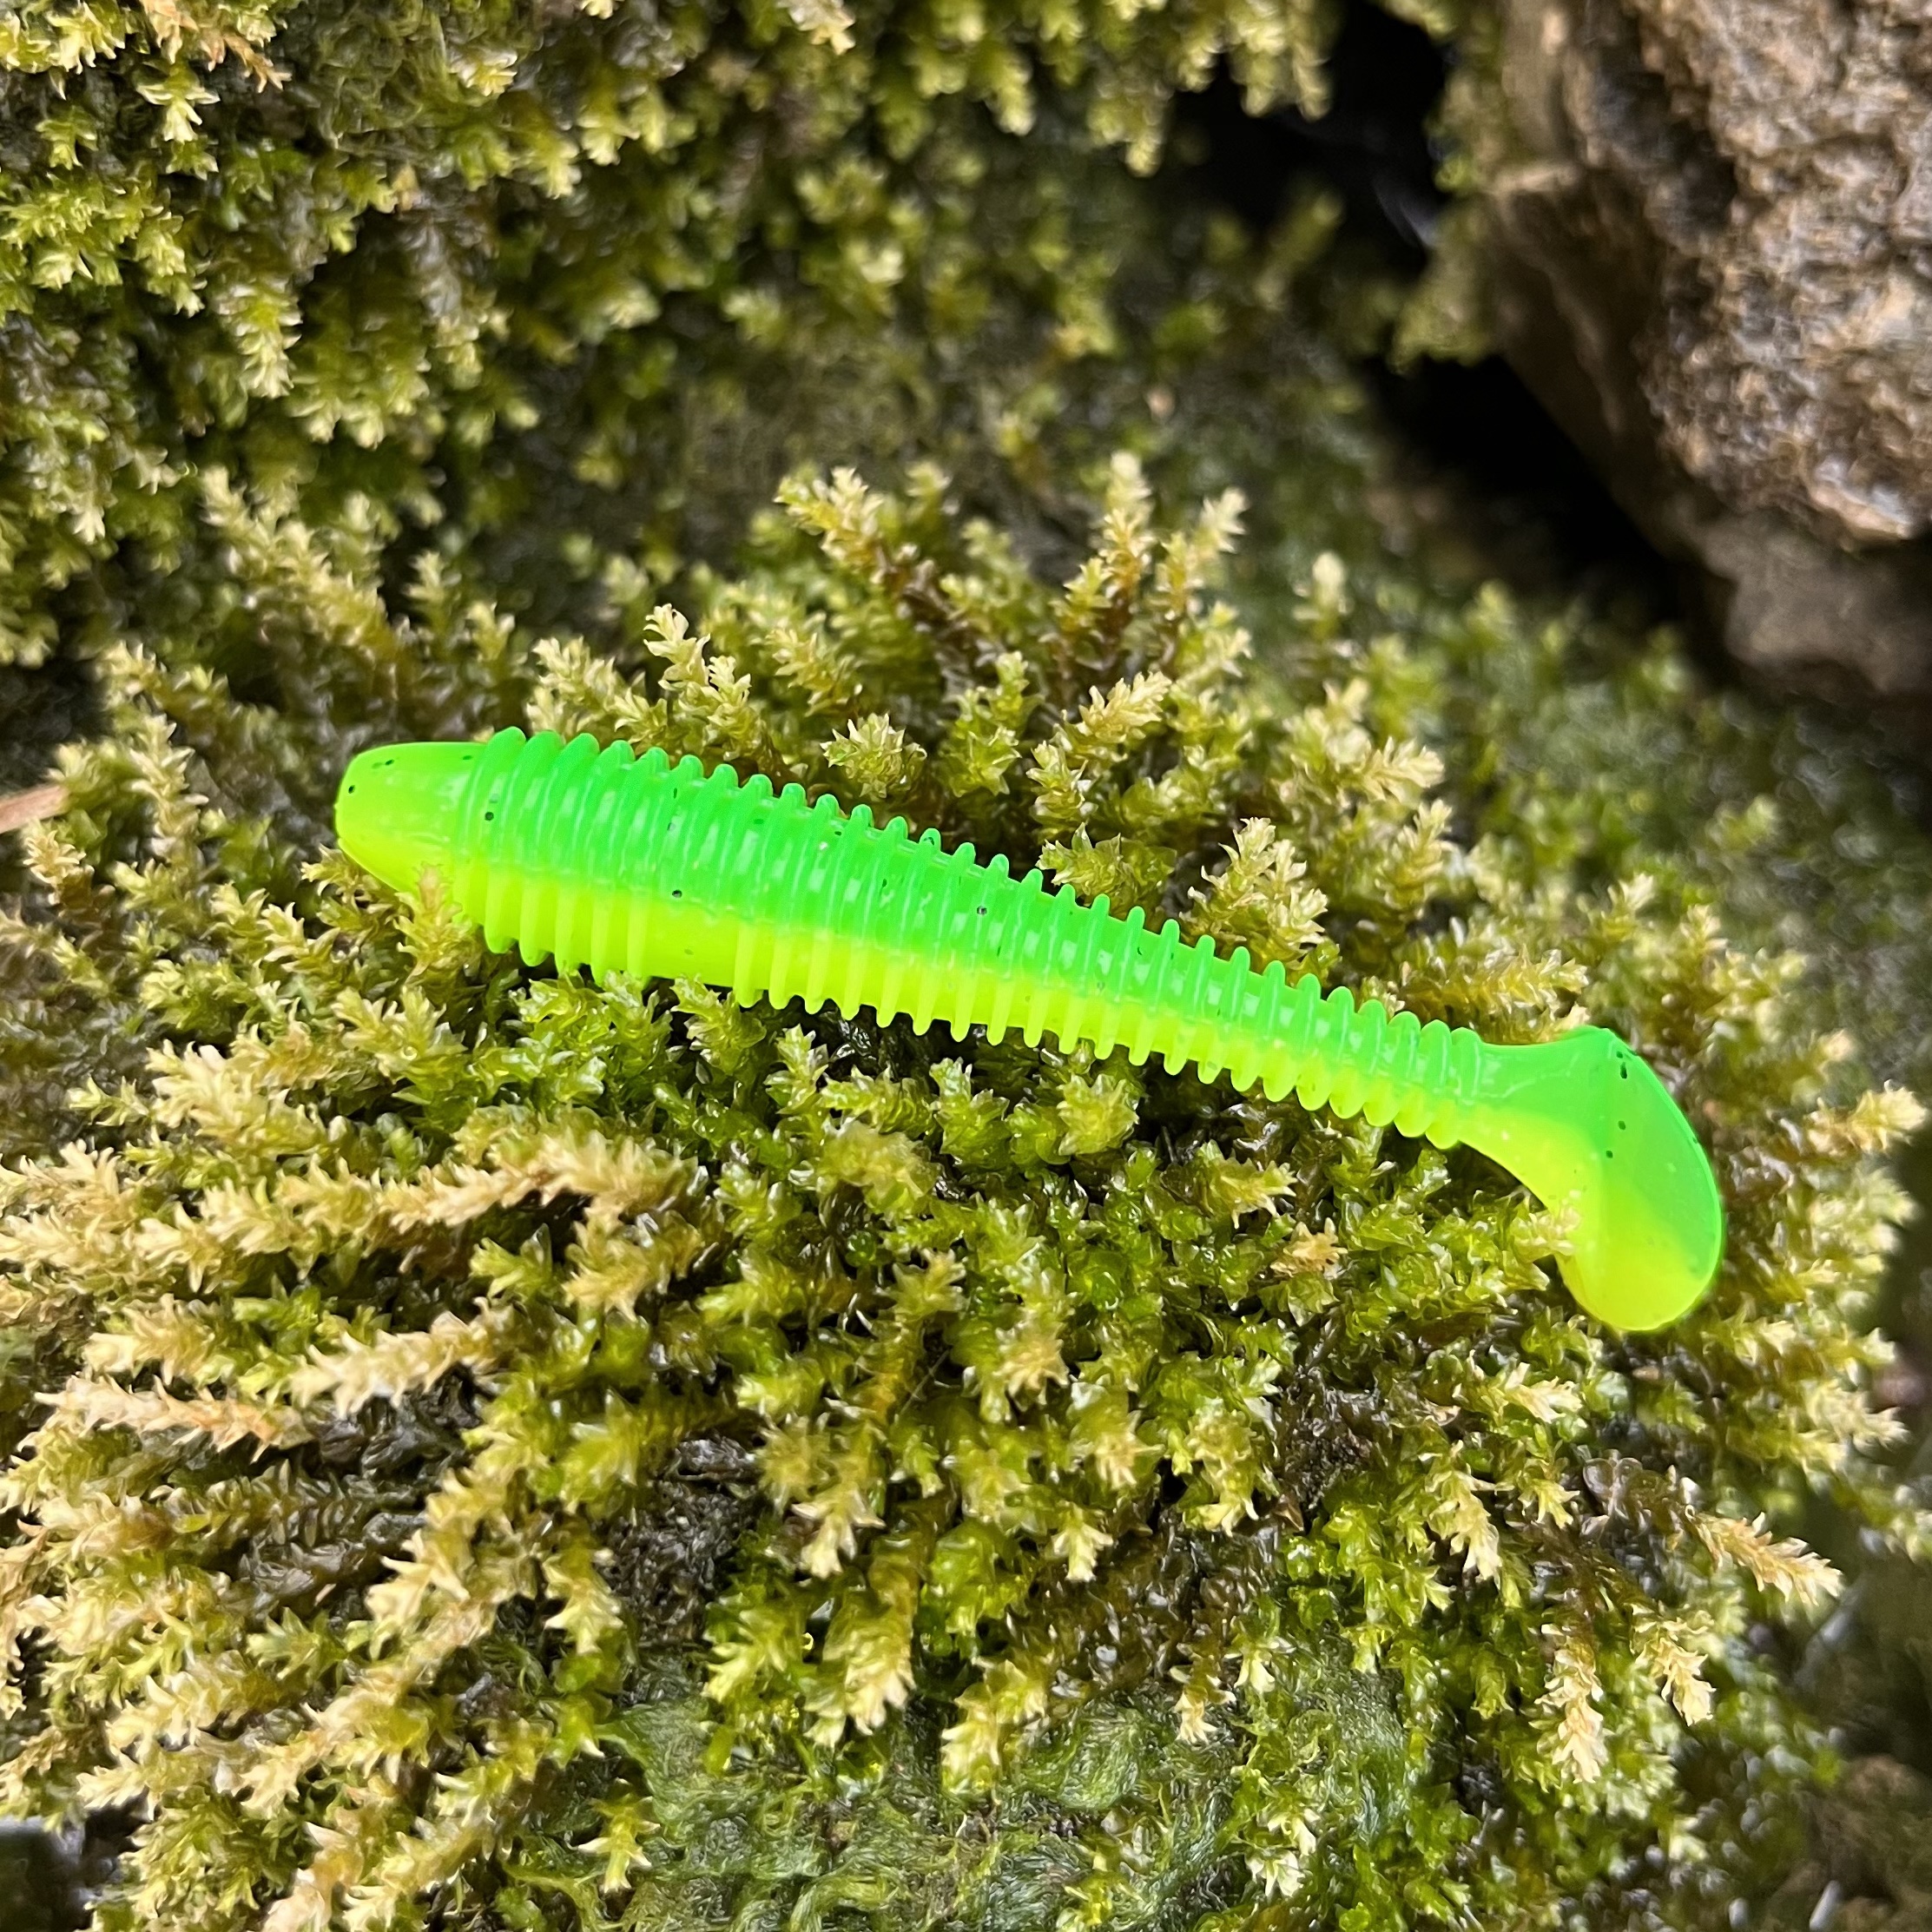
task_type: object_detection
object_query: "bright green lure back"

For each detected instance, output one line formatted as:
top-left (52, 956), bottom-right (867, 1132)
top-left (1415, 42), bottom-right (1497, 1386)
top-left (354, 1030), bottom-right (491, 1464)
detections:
top-left (336, 729), bottom-right (1724, 1329)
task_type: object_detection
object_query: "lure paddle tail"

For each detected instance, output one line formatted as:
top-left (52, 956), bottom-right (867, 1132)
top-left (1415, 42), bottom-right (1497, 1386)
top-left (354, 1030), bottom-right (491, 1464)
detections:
top-left (336, 729), bottom-right (1724, 1329)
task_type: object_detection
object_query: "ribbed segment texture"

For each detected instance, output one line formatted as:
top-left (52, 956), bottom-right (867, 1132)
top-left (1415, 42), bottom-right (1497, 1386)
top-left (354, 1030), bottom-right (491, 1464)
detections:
top-left (450, 730), bottom-right (1487, 1144)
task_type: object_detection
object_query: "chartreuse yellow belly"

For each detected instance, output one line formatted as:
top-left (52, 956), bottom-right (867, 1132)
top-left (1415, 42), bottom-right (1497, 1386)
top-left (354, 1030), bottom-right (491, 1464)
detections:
top-left (335, 729), bottom-right (1724, 1330)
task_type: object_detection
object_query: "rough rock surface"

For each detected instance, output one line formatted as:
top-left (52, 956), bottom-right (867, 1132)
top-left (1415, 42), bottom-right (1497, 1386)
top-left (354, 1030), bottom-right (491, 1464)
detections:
top-left (1629, 0), bottom-right (1932, 547)
top-left (1461, 0), bottom-right (1932, 707)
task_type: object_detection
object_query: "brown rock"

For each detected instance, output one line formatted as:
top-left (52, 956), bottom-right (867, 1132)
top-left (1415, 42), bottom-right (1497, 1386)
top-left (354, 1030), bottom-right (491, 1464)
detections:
top-left (1448, 0), bottom-right (1932, 709)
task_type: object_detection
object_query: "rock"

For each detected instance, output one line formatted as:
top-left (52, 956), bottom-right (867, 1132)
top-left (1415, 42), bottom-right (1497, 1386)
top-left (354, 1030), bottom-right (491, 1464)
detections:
top-left (1444, 0), bottom-right (1932, 711)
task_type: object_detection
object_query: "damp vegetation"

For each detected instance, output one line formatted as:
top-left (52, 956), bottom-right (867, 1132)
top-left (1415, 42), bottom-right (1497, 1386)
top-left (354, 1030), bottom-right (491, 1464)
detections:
top-left (1, 455), bottom-right (1927, 1931)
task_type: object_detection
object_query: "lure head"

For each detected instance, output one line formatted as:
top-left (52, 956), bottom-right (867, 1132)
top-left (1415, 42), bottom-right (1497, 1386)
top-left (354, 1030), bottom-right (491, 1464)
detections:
top-left (1462, 1027), bottom-right (1724, 1330)
top-left (335, 740), bottom-right (489, 895)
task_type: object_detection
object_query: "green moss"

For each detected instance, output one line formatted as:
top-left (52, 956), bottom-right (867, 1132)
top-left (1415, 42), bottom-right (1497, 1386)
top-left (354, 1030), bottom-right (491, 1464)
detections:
top-left (0, 0), bottom-right (1351, 676)
top-left (0, 456), bottom-right (1926, 1930)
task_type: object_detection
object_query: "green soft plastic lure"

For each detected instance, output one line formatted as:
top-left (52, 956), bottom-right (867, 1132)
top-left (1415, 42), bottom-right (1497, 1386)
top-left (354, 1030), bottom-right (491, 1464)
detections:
top-left (336, 728), bottom-right (1724, 1329)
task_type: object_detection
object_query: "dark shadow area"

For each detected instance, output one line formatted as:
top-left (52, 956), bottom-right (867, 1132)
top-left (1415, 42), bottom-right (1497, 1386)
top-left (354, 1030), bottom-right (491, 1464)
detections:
top-left (0, 1813), bottom-right (132, 1932)
top-left (0, 649), bottom-right (96, 902)
top-left (1173, 3), bottom-right (1446, 259)
top-left (0, 1826), bottom-right (73, 1932)
top-left (0, 652), bottom-right (93, 798)
top-left (1171, 3), bottom-right (1686, 632)
top-left (1367, 353), bottom-right (1692, 629)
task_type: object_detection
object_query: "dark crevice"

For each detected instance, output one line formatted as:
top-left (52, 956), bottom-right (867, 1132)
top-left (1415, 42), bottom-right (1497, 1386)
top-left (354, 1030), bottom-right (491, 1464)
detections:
top-left (1171, 3), bottom-right (1686, 633)
top-left (1366, 354), bottom-right (1691, 629)
top-left (0, 650), bottom-right (93, 797)
top-left (1172, 6), bottom-right (1447, 262)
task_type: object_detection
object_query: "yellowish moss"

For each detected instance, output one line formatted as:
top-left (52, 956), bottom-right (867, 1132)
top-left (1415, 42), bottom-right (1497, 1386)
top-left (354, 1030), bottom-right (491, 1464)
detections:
top-left (1, 463), bottom-right (1925, 1931)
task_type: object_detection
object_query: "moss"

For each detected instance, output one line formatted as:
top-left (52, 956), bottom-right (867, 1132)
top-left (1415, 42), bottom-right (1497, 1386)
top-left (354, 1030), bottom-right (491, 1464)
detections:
top-left (0, 454), bottom-right (1926, 1930)
top-left (0, 0), bottom-right (1351, 676)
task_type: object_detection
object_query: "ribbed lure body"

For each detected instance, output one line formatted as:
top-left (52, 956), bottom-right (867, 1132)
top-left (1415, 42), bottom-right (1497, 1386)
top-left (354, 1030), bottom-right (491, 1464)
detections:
top-left (336, 729), bottom-right (1724, 1330)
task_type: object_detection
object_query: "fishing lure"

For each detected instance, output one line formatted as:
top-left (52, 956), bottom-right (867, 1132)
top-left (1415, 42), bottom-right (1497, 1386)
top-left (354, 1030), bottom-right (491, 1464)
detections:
top-left (336, 728), bottom-right (1723, 1330)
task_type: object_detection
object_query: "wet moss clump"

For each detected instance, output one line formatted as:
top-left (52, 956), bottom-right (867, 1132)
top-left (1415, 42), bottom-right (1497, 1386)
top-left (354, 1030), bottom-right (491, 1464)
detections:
top-left (0, 0), bottom-right (1348, 676)
top-left (1, 458), bottom-right (1926, 1930)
